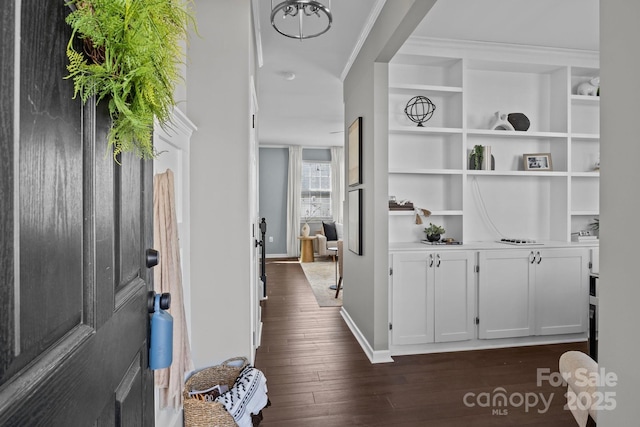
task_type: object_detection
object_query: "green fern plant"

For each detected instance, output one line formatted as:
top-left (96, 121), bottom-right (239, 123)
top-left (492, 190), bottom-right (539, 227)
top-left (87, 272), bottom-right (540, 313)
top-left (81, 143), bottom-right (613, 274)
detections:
top-left (65, 0), bottom-right (194, 159)
top-left (472, 145), bottom-right (483, 170)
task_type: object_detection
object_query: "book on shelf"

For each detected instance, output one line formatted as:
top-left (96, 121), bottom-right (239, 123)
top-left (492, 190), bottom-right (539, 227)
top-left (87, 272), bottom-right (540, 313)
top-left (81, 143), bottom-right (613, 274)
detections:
top-left (389, 201), bottom-right (414, 210)
top-left (482, 145), bottom-right (492, 170)
top-left (571, 235), bottom-right (599, 242)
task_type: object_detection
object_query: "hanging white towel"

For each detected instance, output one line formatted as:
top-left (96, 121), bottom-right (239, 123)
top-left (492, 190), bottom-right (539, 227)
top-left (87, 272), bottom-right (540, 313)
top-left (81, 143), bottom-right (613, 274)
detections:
top-left (153, 169), bottom-right (194, 409)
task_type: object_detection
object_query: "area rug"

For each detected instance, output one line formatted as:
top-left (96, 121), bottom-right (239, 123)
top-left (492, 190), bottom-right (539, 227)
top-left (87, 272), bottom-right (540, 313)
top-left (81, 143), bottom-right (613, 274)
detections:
top-left (299, 261), bottom-right (342, 307)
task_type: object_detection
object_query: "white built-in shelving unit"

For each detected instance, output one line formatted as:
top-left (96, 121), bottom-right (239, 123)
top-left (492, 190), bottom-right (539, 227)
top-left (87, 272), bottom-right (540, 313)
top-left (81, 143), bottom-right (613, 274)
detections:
top-left (388, 40), bottom-right (600, 244)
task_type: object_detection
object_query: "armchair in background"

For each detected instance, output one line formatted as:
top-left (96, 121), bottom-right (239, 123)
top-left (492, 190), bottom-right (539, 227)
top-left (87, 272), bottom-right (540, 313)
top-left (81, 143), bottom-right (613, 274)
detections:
top-left (316, 221), bottom-right (343, 256)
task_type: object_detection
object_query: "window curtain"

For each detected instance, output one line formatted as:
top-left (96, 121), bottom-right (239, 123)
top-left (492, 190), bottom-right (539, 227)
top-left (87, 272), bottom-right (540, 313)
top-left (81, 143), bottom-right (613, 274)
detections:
top-left (286, 146), bottom-right (302, 256)
top-left (331, 146), bottom-right (344, 223)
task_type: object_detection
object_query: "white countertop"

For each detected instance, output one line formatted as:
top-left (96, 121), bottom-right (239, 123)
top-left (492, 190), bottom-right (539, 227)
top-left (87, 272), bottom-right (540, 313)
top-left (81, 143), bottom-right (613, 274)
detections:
top-left (389, 240), bottom-right (599, 252)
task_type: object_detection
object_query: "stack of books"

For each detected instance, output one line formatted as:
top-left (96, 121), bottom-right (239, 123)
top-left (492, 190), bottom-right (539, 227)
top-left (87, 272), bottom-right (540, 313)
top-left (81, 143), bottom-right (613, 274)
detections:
top-left (571, 233), bottom-right (598, 243)
top-left (482, 146), bottom-right (492, 170)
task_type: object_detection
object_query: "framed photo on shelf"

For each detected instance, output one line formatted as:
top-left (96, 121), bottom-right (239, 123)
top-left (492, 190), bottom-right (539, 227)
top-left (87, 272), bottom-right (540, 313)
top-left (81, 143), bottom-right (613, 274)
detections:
top-left (348, 189), bottom-right (362, 255)
top-left (523, 153), bottom-right (553, 171)
top-left (348, 117), bottom-right (362, 186)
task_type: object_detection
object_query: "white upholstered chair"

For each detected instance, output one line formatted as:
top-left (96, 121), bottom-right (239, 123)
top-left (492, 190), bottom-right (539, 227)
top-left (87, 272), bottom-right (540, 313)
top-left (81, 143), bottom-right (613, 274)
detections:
top-left (559, 351), bottom-right (598, 427)
top-left (316, 222), bottom-right (342, 257)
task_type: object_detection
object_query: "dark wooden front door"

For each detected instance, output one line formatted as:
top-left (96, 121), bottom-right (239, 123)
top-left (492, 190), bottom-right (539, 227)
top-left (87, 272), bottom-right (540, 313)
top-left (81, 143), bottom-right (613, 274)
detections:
top-left (1, 2), bottom-right (154, 425)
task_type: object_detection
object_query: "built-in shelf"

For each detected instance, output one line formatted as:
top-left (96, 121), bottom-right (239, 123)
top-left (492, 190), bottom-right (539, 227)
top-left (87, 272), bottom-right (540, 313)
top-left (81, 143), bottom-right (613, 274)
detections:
top-left (389, 126), bottom-right (463, 135)
top-left (389, 168), bottom-right (463, 175)
top-left (571, 133), bottom-right (599, 140)
top-left (571, 95), bottom-right (600, 104)
top-left (467, 129), bottom-right (568, 139)
top-left (571, 171), bottom-right (600, 177)
top-left (467, 170), bottom-right (569, 177)
top-left (389, 84), bottom-right (463, 94)
top-left (572, 210), bottom-right (599, 216)
top-left (389, 210), bottom-right (463, 216)
top-left (389, 41), bottom-right (599, 244)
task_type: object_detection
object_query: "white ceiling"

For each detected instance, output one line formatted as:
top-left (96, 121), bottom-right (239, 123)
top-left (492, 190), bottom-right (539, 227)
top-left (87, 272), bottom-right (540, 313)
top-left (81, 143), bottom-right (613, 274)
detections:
top-left (256, 0), bottom-right (599, 148)
top-left (256, 0), bottom-right (382, 147)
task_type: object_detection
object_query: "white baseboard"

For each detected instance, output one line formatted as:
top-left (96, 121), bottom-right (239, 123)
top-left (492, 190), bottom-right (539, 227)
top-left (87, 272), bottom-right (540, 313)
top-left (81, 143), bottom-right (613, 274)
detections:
top-left (266, 253), bottom-right (289, 259)
top-left (389, 334), bottom-right (588, 356)
top-left (340, 307), bottom-right (394, 364)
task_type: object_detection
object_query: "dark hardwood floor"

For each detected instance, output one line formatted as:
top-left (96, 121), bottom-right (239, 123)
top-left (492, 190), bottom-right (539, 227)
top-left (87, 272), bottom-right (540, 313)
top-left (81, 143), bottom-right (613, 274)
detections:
top-left (254, 258), bottom-right (586, 426)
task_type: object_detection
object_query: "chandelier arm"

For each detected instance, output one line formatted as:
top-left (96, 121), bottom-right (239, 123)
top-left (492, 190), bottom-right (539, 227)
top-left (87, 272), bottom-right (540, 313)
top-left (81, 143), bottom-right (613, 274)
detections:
top-left (299, 6), bottom-right (303, 40)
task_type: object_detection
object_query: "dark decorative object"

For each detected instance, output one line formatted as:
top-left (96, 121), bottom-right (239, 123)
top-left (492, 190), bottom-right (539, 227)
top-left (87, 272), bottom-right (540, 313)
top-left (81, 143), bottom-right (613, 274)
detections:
top-left (426, 234), bottom-right (441, 242)
top-left (508, 113), bottom-right (530, 131)
top-left (404, 96), bottom-right (436, 127)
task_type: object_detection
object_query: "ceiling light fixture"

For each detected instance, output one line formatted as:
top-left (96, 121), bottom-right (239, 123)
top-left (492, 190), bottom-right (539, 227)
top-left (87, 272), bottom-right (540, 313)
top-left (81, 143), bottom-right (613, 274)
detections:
top-left (283, 71), bottom-right (296, 81)
top-left (271, 0), bottom-right (332, 40)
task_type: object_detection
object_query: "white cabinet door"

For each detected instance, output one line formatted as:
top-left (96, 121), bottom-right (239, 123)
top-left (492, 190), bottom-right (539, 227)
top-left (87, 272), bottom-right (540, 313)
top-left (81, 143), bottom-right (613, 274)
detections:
top-left (534, 248), bottom-right (589, 335)
top-left (391, 251), bottom-right (475, 346)
top-left (478, 250), bottom-right (535, 339)
top-left (434, 251), bottom-right (475, 342)
top-left (479, 248), bottom-right (589, 339)
top-left (391, 252), bottom-right (433, 345)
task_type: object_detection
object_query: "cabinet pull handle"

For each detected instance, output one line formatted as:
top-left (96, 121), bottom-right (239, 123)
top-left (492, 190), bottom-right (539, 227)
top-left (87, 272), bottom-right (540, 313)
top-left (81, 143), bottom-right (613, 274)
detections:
top-left (529, 251), bottom-right (535, 264)
top-left (436, 254), bottom-right (441, 267)
top-left (429, 254), bottom-right (434, 267)
top-left (536, 251), bottom-right (542, 264)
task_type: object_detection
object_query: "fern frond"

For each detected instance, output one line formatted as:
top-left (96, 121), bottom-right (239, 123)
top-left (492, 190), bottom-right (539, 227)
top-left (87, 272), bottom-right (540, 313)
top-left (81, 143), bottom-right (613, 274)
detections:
top-left (65, 0), bottom-right (195, 160)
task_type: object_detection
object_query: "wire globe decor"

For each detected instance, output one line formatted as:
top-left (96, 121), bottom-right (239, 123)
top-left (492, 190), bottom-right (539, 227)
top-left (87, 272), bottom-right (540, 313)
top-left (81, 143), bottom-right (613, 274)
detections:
top-left (404, 96), bottom-right (436, 127)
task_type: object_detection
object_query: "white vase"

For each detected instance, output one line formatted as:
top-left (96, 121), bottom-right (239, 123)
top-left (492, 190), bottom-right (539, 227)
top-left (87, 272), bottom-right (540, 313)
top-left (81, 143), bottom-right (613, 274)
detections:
top-left (301, 222), bottom-right (310, 237)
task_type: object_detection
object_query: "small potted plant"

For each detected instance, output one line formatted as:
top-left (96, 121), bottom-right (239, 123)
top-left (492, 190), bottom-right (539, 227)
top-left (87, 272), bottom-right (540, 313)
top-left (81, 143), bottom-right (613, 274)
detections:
top-left (424, 223), bottom-right (445, 242)
top-left (470, 145), bottom-right (484, 170)
top-left (589, 217), bottom-right (599, 236)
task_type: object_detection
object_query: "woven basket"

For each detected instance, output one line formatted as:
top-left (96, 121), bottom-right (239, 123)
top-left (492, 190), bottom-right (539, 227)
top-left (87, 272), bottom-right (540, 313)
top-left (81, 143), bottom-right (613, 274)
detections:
top-left (183, 357), bottom-right (249, 427)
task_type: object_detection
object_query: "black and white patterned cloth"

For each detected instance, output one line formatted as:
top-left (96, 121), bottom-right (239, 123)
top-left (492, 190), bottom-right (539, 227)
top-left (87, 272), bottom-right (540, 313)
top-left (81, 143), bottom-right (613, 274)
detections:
top-left (215, 365), bottom-right (268, 427)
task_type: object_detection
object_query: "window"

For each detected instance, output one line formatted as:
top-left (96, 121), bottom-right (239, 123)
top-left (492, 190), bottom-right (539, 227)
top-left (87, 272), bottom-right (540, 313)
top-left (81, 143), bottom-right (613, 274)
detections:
top-left (301, 161), bottom-right (331, 219)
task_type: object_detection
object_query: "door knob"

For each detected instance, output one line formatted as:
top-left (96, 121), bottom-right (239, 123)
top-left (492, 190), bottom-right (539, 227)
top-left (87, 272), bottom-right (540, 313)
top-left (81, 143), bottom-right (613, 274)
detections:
top-left (148, 291), bottom-right (171, 313)
top-left (146, 248), bottom-right (160, 268)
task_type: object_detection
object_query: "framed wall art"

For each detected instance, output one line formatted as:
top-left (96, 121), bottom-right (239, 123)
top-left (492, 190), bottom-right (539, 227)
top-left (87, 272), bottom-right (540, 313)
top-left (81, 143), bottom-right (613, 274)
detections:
top-left (348, 116), bottom-right (362, 186)
top-left (523, 153), bottom-right (553, 171)
top-left (348, 188), bottom-right (362, 255)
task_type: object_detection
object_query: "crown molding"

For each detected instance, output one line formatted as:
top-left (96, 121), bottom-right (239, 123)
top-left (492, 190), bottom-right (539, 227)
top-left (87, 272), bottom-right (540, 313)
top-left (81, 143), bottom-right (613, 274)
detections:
top-left (251, 0), bottom-right (264, 68)
top-left (399, 36), bottom-right (599, 67)
top-left (155, 107), bottom-right (197, 138)
top-left (340, 0), bottom-right (387, 82)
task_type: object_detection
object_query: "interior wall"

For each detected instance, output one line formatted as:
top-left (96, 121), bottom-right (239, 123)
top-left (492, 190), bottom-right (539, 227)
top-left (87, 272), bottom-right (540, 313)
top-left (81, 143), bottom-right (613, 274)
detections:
top-left (186, 0), bottom-right (255, 369)
top-left (303, 148), bottom-right (331, 162)
top-left (258, 147), bottom-right (332, 256)
top-left (259, 147), bottom-right (288, 256)
top-left (343, 62), bottom-right (378, 349)
top-left (342, 0), bottom-right (437, 357)
top-left (598, 1), bottom-right (640, 424)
